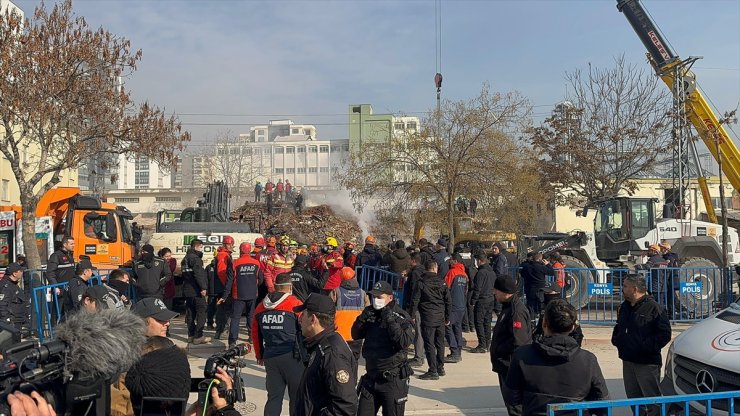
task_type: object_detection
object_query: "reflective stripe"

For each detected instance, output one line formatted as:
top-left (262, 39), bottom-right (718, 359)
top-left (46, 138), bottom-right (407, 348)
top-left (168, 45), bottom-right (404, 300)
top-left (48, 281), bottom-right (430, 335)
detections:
top-left (57, 264), bottom-right (74, 268)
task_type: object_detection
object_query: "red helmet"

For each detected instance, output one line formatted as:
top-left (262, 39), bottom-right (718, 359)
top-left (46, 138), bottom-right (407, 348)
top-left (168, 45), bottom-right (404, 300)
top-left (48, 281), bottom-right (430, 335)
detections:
top-left (340, 267), bottom-right (356, 281)
top-left (239, 242), bottom-right (252, 255)
top-left (267, 236), bottom-right (277, 248)
top-left (223, 235), bottom-right (235, 245)
top-left (255, 237), bottom-right (265, 247)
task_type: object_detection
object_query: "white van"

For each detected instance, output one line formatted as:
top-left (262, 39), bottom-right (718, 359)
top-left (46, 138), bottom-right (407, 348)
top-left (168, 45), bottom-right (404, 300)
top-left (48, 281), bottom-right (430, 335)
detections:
top-left (661, 298), bottom-right (740, 415)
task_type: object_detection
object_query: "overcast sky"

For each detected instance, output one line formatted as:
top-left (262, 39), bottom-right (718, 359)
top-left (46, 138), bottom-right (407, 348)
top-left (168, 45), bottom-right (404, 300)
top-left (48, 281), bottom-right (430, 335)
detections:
top-left (12, 0), bottom-right (740, 152)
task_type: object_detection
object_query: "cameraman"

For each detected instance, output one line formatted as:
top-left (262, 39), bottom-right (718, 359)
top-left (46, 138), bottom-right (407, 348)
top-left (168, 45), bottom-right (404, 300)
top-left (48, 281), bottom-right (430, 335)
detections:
top-left (186, 368), bottom-right (242, 416)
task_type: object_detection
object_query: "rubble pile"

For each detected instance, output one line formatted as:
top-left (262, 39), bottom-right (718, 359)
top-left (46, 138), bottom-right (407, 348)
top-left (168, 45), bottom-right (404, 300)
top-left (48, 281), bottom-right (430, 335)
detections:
top-left (234, 202), bottom-right (361, 244)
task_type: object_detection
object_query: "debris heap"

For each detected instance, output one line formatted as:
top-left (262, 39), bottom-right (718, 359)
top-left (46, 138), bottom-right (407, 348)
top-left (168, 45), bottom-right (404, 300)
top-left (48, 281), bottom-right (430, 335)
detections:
top-left (233, 202), bottom-right (361, 245)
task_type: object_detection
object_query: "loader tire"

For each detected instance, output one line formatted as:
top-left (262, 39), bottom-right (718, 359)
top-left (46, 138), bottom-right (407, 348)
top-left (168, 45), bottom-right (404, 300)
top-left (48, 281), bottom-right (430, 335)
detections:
top-left (677, 257), bottom-right (725, 318)
top-left (560, 255), bottom-right (594, 310)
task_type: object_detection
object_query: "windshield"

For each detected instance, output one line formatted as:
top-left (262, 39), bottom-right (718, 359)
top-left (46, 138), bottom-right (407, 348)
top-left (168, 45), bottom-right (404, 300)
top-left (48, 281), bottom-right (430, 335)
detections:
top-left (595, 199), bottom-right (626, 241)
top-left (118, 216), bottom-right (133, 244)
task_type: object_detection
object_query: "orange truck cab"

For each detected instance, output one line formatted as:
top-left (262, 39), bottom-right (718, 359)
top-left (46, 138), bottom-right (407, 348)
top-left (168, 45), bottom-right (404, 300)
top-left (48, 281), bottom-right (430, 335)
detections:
top-left (0, 187), bottom-right (135, 273)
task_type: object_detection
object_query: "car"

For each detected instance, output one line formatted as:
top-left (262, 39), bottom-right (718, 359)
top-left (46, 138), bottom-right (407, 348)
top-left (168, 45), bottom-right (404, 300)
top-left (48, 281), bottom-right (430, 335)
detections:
top-left (661, 297), bottom-right (740, 415)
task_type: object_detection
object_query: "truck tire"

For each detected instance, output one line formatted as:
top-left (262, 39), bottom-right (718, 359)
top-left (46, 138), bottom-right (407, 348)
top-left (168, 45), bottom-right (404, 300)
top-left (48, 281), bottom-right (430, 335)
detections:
top-left (677, 257), bottom-right (725, 318)
top-left (561, 255), bottom-right (594, 310)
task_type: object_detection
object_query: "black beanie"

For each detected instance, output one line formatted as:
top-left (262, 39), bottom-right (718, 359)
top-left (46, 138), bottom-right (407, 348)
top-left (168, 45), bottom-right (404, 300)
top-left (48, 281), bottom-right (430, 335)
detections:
top-left (125, 346), bottom-right (190, 409)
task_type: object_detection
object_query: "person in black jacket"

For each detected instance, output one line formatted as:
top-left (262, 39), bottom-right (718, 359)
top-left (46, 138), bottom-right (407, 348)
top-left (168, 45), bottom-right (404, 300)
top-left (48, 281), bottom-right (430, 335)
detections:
top-left (132, 244), bottom-right (171, 300)
top-left (411, 261), bottom-right (451, 380)
top-left (403, 253), bottom-right (425, 367)
top-left (524, 253), bottom-right (554, 316)
top-left (356, 236), bottom-right (383, 268)
top-left (0, 263), bottom-right (31, 333)
top-left (611, 274), bottom-right (671, 416)
top-left (62, 258), bottom-right (94, 318)
top-left (384, 240), bottom-right (411, 277)
top-left (532, 283), bottom-right (584, 346)
top-left (294, 294), bottom-right (357, 416)
top-left (470, 251), bottom-right (497, 353)
top-left (46, 236), bottom-right (76, 295)
top-left (287, 255), bottom-right (321, 302)
top-left (491, 275), bottom-right (531, 416)
top-left (489, 243), bottom-right (508, 279)
top-left (181, 239), bottom-right (211, 344)
top-left (433, 239), bottom-right (450, 280)
top-left (352, 280), bottom-right (415, 416)
top-left (505, 299), bottom-right (609, 416)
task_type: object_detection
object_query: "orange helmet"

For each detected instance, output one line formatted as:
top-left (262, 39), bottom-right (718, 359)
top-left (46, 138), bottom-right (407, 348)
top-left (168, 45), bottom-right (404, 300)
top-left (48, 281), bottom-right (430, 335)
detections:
top-left (649, 244), bottom-right (660, 252)
top-left (365, 235), bottom-right (376, 245)
top-left (659, 241), bottom-right (671, 250)
top-left (340, 267), bottom-right (355, 281)
top-left (344, 241), bottom-right (355, 249)
top-left (267, 236), bottom-right (277, 248)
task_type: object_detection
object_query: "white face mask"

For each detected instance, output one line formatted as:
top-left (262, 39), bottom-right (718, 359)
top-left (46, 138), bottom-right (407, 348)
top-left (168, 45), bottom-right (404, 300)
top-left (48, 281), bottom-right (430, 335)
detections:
top-left (372, 297), bottom-right (387, 310)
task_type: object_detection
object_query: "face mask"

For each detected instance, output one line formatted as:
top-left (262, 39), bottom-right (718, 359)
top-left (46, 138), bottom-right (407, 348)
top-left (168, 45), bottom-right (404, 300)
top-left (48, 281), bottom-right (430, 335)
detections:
top-left (372, 297), bottom-right (386, 310)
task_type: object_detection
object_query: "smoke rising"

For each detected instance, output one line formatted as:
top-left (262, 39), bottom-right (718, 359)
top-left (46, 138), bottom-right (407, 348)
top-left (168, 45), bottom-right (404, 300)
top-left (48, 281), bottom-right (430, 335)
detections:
top-left (304, 189), bottom-right (376, 239)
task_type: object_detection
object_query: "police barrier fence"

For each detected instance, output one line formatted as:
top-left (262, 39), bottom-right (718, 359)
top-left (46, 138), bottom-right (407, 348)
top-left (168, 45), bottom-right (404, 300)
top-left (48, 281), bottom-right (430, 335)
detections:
top-left (513, 266), bottom-right (734, 324)
top-left (547, 390), bottom-right (738, 416)
top-left (355, 265), bottom-right (403, 304)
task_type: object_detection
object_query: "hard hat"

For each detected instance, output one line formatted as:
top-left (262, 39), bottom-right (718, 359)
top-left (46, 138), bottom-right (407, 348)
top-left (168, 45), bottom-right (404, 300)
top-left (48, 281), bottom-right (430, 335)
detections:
top-left (267, 236), bottom-right (277, 247)
top-left (326, 237), bottom-right (339, 247)
top-left (279, 235), bottom-right (291, 246)
top-left (649, 244), bottom-right (660, 252)
top-left (365, 235), bottom-right (376, 245)
top-left (239, 242), bottom-right (252, 255)
top-left (290, 240), bottom-right (298, 247)
top-left (344, 241), bottom-right (355, 249)
top-left (223, 235), bottom-right (235, 245)
top-left (340, 267), bottom-right (355, 281)
top-left (255, 237), bottom-right (265, 247)
top-left (659, 241), bottom-right (671, 250)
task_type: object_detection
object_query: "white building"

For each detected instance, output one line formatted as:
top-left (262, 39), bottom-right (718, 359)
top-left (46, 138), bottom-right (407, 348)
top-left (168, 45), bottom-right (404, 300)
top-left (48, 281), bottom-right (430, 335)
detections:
top-left (0, 0), bottom-right (22, 20)
top-left (115, 154), bottom-right (174, 190)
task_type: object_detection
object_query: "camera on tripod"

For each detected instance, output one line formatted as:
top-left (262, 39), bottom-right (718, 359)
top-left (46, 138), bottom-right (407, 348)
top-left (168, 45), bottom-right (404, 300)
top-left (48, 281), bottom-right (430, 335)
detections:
top-left (195, 343), bottom-right (250, 408)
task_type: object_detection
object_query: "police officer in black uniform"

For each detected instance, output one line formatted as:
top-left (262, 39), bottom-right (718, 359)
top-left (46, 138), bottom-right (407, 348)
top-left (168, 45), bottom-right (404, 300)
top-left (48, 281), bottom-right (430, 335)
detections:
top-left (352, 280), bottom-right (415, 416)
top-left (47, 236), bottom-right (76, 288)
top-left (294, 294), bottom-right (357, 416)
top-left (0, 263), bottom-right (31, 333)
top-left (131, 244), bottom-right (171, 300)
top-left (63, 258), bottom-right (95, 318)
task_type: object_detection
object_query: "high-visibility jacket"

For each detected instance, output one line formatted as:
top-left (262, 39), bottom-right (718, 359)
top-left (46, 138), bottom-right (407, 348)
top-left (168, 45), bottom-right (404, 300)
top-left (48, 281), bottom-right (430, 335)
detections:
top-left (263, 252), bottom-right (294, 293)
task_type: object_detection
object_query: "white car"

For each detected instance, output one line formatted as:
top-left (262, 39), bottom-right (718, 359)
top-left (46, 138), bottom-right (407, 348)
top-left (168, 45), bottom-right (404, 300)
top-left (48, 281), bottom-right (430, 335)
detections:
top-left (661, 298), bottom-right (740, 415)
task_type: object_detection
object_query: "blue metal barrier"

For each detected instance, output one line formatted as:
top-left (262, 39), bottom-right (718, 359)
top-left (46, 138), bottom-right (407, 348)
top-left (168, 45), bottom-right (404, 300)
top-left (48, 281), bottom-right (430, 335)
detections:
top-left (355, 265), bottom-right (403, 304)
top-left (32, 282), bottom-right (69, 343)
top-left (511, 266), bottom-right (733, 324)
top-left (547, 390), bottom-right (738, 415)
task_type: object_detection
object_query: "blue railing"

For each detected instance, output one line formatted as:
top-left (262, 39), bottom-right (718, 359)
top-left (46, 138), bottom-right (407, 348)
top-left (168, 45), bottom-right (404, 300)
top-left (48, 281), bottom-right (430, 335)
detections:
top-left (355, 265), bottom-right (403, 304)
top-left (547, 390), bottom-right (739, 415)
top-left (509, 265), bottom-right (733, 324)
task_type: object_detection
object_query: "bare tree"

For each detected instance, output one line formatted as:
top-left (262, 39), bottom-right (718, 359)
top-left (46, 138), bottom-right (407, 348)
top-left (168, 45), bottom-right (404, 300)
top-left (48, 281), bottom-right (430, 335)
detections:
top-left (209, 131), bottom-right (260, 209)
top-left (529, 56), bottom-right (671, 208)
top-left (341, 84), bottom-right (533, 247)
top-left (0, 1), bottom-right (190, 268)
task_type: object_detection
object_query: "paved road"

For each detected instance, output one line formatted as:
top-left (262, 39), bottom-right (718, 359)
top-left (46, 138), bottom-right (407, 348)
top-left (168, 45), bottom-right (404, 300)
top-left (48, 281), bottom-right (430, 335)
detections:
top-left (171, 317), bottom-right (689, 415)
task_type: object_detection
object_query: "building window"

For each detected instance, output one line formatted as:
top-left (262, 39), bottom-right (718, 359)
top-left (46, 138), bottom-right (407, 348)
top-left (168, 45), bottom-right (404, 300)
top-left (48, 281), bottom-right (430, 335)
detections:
top-left (135, 171), bottom-right (149, 185)
top-left (342, 144), bottom-right (350, 151)
top-left (319, 167), bottom-right (329, 173)
top-left (217, 148), bottom-right (226, 155)
top-left (297, 167), bottom-right (306, 174)
top-left (243, 148), bottom-right (253, 155)
top-left (712, 197), bottom-right (733, 209)
top-left (319, 145), bottom-right (329, 153)
top-left (330, 145), bottom-right (340, 152)
top-left (155, 196), bottom-right (182, 202)
top-left (394, 122), bottom-right (405, 131)
top-left (297, 147), bottom-right (306, 153)
top-left (274, 168), bottom-right (284, 174)
top-left (308, 167), bottom-right (318, 173)
top-left (291, 128), bottom-right (300, 134)
top-left (286, 147), bottom-right (295, 154)
top-left (309, 146), bottom-right (318, 153)
top-left (406, 121), bottom-right (417, 130)
top-left (286, 168), bottom-right (295, 174)
top-left (253, 148), bottom-right (261, 155)
top-left (1, 179), bottom-right (9, 201)
top-left (114, 197), bottom-right (140, 203)
top-left (230, 147), bottom-right (240, 155)
top-left (275, 147), bottom-right (284, 154)
top-left (135, 156), bottom-right (149, 171)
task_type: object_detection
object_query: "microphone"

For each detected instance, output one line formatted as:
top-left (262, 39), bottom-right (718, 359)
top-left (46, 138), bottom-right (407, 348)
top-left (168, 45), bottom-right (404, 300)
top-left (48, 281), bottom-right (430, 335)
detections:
top-left (54, 309), bottom-right (147, 381)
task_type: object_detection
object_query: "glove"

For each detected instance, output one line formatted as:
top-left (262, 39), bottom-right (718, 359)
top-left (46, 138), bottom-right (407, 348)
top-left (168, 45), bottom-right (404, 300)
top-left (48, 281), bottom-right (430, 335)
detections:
top-left (359, 308), bottom-right (375, 323)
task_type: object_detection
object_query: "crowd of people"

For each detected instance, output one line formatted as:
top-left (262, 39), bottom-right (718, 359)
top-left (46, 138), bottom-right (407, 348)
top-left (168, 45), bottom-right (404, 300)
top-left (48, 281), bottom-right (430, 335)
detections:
top-left (0, 233), bottom-right (678, 416)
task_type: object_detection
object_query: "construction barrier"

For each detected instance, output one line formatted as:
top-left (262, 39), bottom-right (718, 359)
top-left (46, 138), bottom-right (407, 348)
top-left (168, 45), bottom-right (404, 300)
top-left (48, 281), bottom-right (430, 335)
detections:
top-left (355, 265), bottom-right (403, 304)
top-left (509, 265), bottom-right (734, 324)
top-left (547, 390), bottom-right (739, 415)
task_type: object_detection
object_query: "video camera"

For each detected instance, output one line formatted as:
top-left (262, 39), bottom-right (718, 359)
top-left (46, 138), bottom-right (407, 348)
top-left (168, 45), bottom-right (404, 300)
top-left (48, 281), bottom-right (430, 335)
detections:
top-left (0, 340), bottom-right (107, 416)
top-left (194, 343), bottom-right (250, 408)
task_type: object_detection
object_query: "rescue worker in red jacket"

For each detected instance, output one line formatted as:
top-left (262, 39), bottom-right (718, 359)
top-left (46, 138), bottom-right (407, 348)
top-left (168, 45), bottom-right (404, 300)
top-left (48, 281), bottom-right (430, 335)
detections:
top-left (213, 235), bottom-right (235, 340)
top-left (321, 237), bottom-right (344, 292)
top-left (264, 236), bottom-right (295, 293)
top-left (223, 242), bottom-right (262, 348)
top-left (252, 237), bottom-right (269, 269)
top-left (343, 241), bottom-right (358, 269)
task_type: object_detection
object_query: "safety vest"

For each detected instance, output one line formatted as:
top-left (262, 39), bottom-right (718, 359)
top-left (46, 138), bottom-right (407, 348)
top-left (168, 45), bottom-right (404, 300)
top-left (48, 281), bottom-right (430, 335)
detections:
top-left (334, 286), bottom-right (365, 341)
